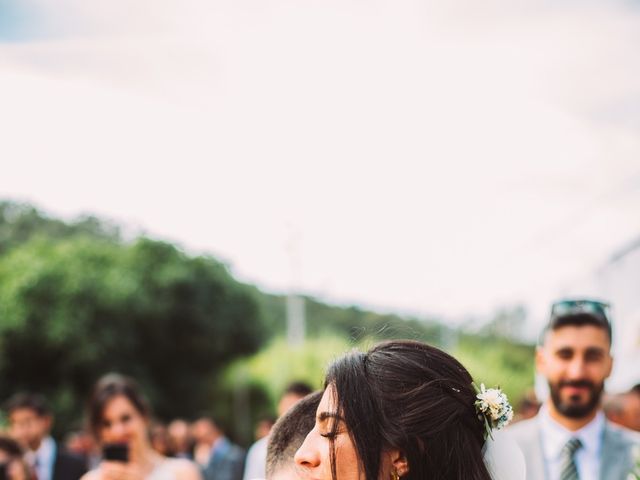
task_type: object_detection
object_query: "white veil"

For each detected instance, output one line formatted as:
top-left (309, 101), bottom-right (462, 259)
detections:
top-left (482, 430), bottom-right (527, 480)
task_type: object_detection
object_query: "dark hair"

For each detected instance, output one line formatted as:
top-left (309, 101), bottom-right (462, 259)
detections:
top-left (266, 391), bottom-right (322, 478)
top-left (326, 340), bottom-right (491, 480)
top-left (283, 382), bottom-right (314, 398)
top-left (546, 313), bottom-right (612, 344)
top-left (4, 393), bottom-right (51, 417)
top-left (87, 373), bottom-right (151, 439)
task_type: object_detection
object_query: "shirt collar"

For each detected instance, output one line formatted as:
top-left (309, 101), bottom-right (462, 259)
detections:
top-left (32, 436), bottom-right (56, 470)
top-left (538, 404), bottom-right (605, 460)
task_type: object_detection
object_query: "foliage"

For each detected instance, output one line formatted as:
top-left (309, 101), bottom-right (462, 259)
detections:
top-left (0, 201), bottom-right (119, 256)
top-left (453, 333), bottom-right (535, 407)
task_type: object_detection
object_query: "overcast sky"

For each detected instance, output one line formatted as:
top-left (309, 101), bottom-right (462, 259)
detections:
top-left (1, 0), bottom-right (640, 334)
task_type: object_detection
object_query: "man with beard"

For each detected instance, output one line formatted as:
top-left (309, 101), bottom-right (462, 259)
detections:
top-left (510, 299), bottom-right (640, 480)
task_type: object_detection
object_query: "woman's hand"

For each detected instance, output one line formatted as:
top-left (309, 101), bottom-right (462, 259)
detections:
top-left (100, 462), bottom-right (146, 480)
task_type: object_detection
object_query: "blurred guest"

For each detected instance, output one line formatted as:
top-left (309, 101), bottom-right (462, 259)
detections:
top-left (149, 423), bottom-right (170, 457)
top-left (5, 393), bottom-right (87, 480)
top-left (265, 391), bottom-right (321, 480)
top-left (514, 390), bottom-right (541, 423)
top-left (81, 374), bottom-right (201, 480)
top-left (243, 382), bottom-right (312, 480)
top-left (63, 431), bottom-right (100, 470)
top-left (510, 299), bottom-right (640, 480)
top-left (0, 435), bottom-right (31, 480)
top-left (604, 385), bottom-right (640, 432)
top-left (253, 418), bottom-right (275, 442)
top-left (191, 418), bottom-right (243, 480)
top-left (167, 421), bottom-right (193, 459)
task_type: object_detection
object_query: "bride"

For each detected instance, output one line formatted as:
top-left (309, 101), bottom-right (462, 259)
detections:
top-left (294, 339), bottom-right (524, 480)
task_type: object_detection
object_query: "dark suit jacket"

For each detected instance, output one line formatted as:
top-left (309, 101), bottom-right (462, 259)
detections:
top-left (509, 414), bottom-right (640, 480)
top-left (201, 438), bottom-right (245, 480)
top-left (52, 450), bottom-right (87, 480)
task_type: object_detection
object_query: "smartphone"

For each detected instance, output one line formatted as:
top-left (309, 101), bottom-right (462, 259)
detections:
top-left (0, 462), bottom-right (8, 480)
top-left (102, 443), bottom-right (129, 463)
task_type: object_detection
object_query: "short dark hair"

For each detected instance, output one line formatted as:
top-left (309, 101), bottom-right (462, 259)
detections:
top-left (4, 393), bottom-right (51, 417)
top-left (544, 299), bottom-right (612, 344)
top-left (87, 373), bottom-right (151, 439)
top-left (325, 340), bottom-right (492, 480)
top-left (266, 391), bottom-right (322, 478)
top-left (282, 382), bottom-right (313, 398)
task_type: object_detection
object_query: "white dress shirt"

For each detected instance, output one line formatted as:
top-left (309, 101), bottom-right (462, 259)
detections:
top-left (538, 405), bottom-right (604, 480)
top-left (31, 436), bottom-right (57, 480)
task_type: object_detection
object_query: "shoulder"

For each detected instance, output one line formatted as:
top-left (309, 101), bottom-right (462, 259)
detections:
top-left (604, 421), bottom-right (640, 447)
top-left (507, 417), bottom-right (539, 442)
top-left (164, 458), bottom-right (202, 480)
top-left (226, 442), bottom-right (246, 460)
top-left (246, 437), bottom-right (267, 457)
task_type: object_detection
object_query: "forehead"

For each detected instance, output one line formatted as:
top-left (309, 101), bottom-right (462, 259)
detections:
top-left (544, 325), bottom-right (610, 351)
top-left (317, 385), bottom-right (338, 415)
top-left (9, 408), bottom-right (41, 420)
top-left (104, 395), bottom-right (137, 414)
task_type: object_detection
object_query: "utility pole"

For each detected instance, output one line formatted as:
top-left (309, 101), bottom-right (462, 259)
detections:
top-left (285, 224), bottom-right (305, 346)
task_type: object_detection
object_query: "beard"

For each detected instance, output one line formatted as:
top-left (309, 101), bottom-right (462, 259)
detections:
top-left (549, 379), bottom-right (604, 418)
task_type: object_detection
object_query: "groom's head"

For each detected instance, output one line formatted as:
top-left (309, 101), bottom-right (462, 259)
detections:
top-left (536, 299), bottom-right (613, 420)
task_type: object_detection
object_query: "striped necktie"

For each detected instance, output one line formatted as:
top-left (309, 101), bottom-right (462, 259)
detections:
top-left (559, 437), bottom-right (582, 480)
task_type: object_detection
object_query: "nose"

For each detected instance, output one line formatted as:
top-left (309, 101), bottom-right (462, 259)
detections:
top-left (107, 422), bottom-right (127, 441)
top-left (567, 356), bottom-right (586, 379)
top-left (294, 431), bottom-right (320, 469)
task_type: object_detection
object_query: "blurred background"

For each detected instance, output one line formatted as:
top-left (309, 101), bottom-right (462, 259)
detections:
top-left (1, 0), bottom-right (639, 446)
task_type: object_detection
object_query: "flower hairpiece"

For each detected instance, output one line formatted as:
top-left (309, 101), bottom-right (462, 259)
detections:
top-left (473, 383), bottom-right (514, 440)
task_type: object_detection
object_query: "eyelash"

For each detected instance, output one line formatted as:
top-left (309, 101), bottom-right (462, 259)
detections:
top-left (320, 432), bottom-right (337, 439)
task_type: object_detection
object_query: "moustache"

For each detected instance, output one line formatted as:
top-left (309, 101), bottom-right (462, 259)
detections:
top-left (558, 380), bottom-right (595, 389)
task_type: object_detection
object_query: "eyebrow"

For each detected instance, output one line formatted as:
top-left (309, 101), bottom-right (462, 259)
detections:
top-left (317, 411), bottom-right (345, 422)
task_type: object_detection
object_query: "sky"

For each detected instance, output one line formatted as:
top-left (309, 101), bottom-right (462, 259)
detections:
top-left (1, 0), bottom-right (640, 336)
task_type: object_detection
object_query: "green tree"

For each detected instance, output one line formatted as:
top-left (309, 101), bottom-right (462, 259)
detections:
top-left (0, 235), bottom-right (266, 431)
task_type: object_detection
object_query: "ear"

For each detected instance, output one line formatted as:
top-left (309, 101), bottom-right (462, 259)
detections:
top-left (605, 353), bottom-right (613, 378)
top-left (535, 345), bottom-right (546, 375)
top-left (389, 449), bottom-right (410, 477)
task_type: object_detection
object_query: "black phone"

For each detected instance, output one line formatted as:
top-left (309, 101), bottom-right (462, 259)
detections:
top-left (102, 443), bottom-right (129, 463)
top-left (0, 462), bottom-right (8, 480)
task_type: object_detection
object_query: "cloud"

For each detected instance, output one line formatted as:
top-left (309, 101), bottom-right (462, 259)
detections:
top-left (1, 0), bottom-right (640, 325)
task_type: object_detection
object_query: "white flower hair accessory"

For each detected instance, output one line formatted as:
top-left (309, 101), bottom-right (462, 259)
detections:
top-left (473, 383), bottom-right (514, 440)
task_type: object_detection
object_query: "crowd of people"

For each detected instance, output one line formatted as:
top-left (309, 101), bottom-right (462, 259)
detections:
top-left (1, 298), bottom-right (639, 479)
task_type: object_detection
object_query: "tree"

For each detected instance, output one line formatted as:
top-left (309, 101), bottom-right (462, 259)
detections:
top-left (0, 235), bottom-right (266, 431)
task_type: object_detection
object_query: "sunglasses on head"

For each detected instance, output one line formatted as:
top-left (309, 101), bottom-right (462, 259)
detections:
top-left (550, 299), bottom-right (611, 324)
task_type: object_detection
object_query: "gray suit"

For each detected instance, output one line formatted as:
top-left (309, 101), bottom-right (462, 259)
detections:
top-left (509, 415), bottom-right (640, 480)
top-left (201, 438), bottom-right (245, 480)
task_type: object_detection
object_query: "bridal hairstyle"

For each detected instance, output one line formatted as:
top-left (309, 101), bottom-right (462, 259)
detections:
top-left (88, 373), bottom-right (151, 439)
top-left (326, 339), bottom-right (492, 480)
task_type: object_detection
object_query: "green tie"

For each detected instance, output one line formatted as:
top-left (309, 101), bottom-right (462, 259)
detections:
top-left (560, 437), bottom-right (582, 480)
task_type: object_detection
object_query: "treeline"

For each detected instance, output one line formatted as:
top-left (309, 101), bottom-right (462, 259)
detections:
top-left (0, 201), bottom-right (534, 444)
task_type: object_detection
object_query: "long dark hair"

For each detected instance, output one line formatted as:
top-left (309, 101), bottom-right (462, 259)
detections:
top-left (87, 373), bottom-right (151, 440)
top-left (326, 340), bottom-right (492, 480)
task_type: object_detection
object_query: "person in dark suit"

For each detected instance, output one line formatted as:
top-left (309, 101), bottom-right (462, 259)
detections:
top-left (5, 393), bottom-right (87, 480)
top-left (191, 418), bottom-right (244, 480)
top-left (509, 299), bottom-right (640, 480)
